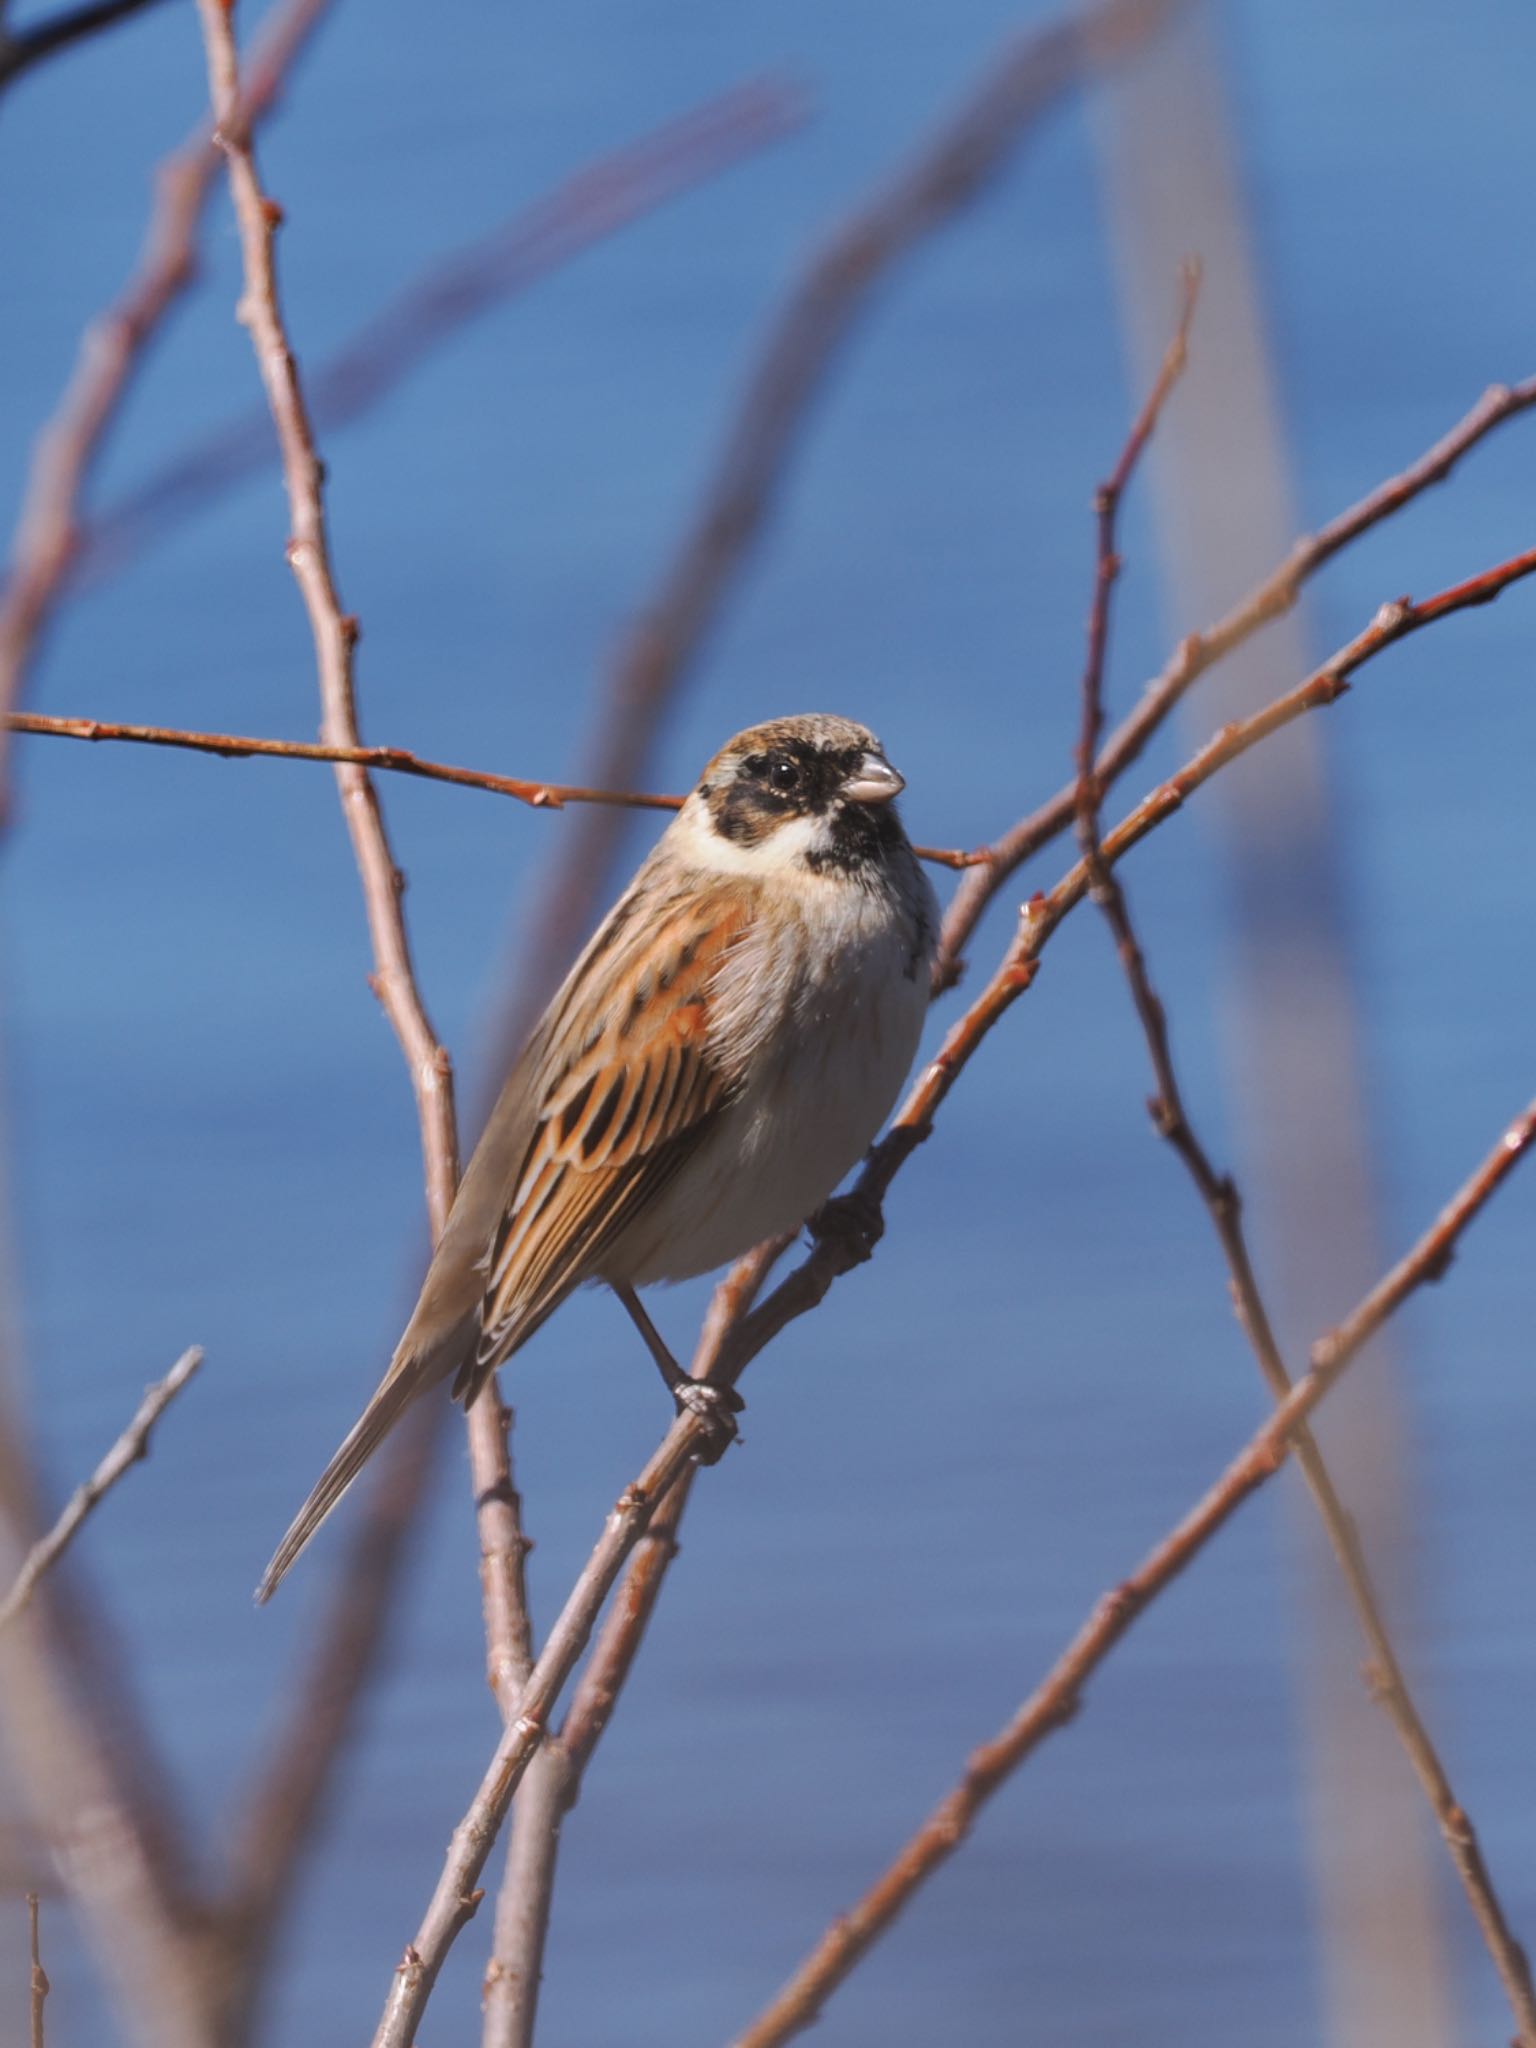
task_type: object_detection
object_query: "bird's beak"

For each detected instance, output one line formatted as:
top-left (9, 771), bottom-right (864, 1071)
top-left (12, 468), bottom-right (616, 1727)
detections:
top-left (840, 751), bottom-right (904, 805)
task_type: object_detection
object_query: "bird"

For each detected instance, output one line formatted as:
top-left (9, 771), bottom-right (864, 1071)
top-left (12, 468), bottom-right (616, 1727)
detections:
top-left (258, 713), bottom-right (938, 1601)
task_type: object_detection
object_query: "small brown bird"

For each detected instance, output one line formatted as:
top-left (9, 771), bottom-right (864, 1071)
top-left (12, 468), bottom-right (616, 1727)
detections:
top-left (258, 714), bottom-right (937, 1601)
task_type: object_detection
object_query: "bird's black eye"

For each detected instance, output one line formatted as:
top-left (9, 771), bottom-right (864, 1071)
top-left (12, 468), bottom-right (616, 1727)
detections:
top-left (767, 754), bottom-right (800, 794)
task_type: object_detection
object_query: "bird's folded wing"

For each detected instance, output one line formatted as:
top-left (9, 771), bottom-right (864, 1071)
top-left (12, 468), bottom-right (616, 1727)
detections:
top-left (453, 886), bottom-right (750, 1399)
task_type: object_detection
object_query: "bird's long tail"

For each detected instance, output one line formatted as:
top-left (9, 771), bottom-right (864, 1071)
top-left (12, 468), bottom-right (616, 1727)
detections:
top-left (255, 1308), bottom-right (477, 1604)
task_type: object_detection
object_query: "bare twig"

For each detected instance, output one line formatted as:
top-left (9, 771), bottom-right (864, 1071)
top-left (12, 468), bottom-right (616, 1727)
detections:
top-left (0, 0), bottom-right (168, 92)
top-left (190, 0), bottom-right (535, 1982)
top-left (934, 370), bottom-right (1536, 989)
top-left (373, 1412), bottom-right (714, 2048)
top-left (2, 710), bottom-right (981, 870)
top-left (731, 1096), bottom-right (1536, 2047)
top-left (0, 1350), bottom-right (203, 1634)
top-left (1070, 288), bottom-right (1536, 2044)
top-left (380, 541), bottom-right (1534, 2041)
top-left (482, 1240), bottom-right (786, 2048)
top-left (1071, 259), bottom-right (1199, 838)
top-left (514, 0), bottom-right (1184, 1036)
top-left (74, 78), bottom-right (808, 587)
top-left (27, 1892), bottom-right (47, 2048)
top-left (0, 1414), bottom-right (214, 2048)
top-left (0, 0), bottom-right (335, 821)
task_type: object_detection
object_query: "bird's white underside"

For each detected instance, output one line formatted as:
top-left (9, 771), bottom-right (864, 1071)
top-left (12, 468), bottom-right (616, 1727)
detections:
top-left (600, 792), bottom-right (936, 1284)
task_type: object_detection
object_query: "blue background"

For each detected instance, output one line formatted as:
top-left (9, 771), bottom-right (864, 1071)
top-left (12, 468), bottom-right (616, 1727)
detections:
top-left (1, 0), bottom-right (1533, 2040)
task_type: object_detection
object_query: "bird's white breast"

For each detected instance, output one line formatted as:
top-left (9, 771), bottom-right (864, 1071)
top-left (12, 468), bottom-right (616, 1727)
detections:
top-left (607, 849), bottom-right (935, 1287)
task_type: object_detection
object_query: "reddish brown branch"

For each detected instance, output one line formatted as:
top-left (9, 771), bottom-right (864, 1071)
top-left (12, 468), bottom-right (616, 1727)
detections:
top-left (935, 370), bottom-right (1536, 989)
top-left (731, 1097), bottom-right (1536, 2048)
top-left (1070, 288), bottom-right (1536, 2044)
top-left (2, 710), bottom-right (980, 870)
top-left (0, 0), bottom-right (335, 822)
top-left (1072, 259), bottom-right (1199, 831)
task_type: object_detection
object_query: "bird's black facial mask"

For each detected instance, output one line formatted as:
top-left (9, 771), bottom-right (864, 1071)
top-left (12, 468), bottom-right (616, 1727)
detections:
top-left (704, 739), bottom-right (904, 875)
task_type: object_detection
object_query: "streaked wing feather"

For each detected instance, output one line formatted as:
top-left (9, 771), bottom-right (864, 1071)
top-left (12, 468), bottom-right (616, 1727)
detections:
top-left (450, 885), bottom-right (749, 1403)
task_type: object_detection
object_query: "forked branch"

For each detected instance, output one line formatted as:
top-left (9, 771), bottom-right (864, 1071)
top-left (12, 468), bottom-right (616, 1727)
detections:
top-left (1070, 276), bottom-right (1536, 2046)
top-left (730, 1095), bottom-right (1536, 2047)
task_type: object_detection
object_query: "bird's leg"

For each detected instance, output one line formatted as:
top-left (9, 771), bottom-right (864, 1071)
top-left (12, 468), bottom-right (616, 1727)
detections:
top-left (612, 1282), bottom-right (742, 1461)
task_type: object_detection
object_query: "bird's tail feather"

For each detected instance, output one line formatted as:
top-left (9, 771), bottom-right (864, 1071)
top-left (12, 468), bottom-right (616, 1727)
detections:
top-left (256, 1314), bottom-right (473, 1604)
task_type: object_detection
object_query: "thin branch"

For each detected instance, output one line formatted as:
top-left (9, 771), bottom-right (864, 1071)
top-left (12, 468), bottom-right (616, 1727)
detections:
top-left (0, 1350), bottom-right (203, 1634)
top-left (1071, 286), bottom-right (1536, 2044)
top-left (1071, 258), bottom-right (1199, 830)
top-left (190, 0), bottom-right (534, 1988)
top-left (513, 0), bottom-right (1185, 1041)
top-left (0, 0), bottom-right (336, 821)
top-left (0, 0), bottom-right (168, 92)
top-left (2, 711), bottom-right (981, 870)
top-left (482, 1239), bottom-right (786, 2048)
top-left (73, 77), bottom-right (808, 588)
top-left (27, 1893), bottom-right (47, 2048)
top-left (378, 541), bottom-right (1534, 2041)
top-left (731, 1096), bottom-right (1536, 2048)
top-left (934, 370), bottom-right (1536, 989)
top-left (372, 1412), bottom-right (715, 2048)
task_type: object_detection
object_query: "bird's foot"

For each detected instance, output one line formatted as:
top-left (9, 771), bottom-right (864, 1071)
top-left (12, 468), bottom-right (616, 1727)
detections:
top-left (809, 1188), bottom-right (885, 1266)
top-left (675, 1377), bottom-right (744, 1463)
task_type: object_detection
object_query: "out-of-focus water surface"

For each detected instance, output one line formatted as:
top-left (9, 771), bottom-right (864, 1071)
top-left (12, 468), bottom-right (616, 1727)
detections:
top-left (2, 0), bottom-right (1534, 2041)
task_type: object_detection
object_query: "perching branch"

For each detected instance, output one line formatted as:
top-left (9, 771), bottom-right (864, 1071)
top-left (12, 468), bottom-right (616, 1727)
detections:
top-left (730, 1094), bottom-right (1536, 2048)
top-left (1070, 278), bottom-right (1536, 2047)
top-left (372, 1409), bottom-right (720, 2048)
top-left (482, 1238), bottom-right (787, 2048)
top-left (0, 1350), bottom-right (203, 1635)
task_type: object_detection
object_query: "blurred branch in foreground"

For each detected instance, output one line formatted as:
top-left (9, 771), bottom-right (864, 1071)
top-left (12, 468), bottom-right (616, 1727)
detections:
top-left (0, 0), bottom-right (337, 823)
top-left (510, 0), bottom-right (1187, 1055)
top-left (0, 0), bottom-right (168, 94)
top-left (2, 710), bottom-right (982, 870)
top-left (1071, 278), bottom-right (1536, 2044)
top-left (0, 1349), bottom-right (203, 1635)
top-left (731, 1093), bottom-right (1536, 2047)
top-left (372, 535), bottom-right (1536, 2040)
top-left (69, 76), bottom-right (809, 593)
